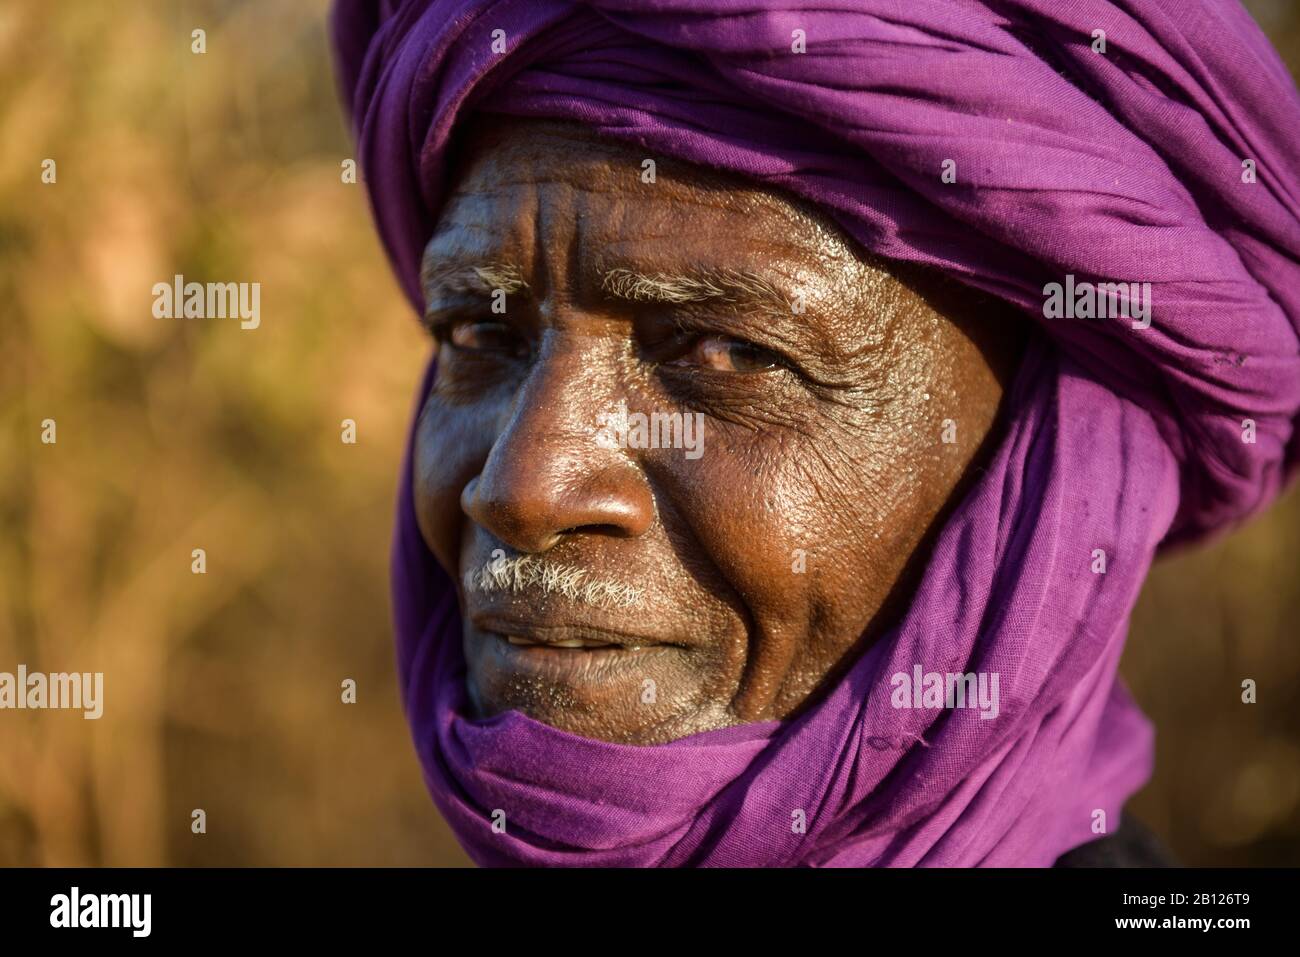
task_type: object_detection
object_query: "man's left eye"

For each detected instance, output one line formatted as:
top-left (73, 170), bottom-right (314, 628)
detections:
top-left (673, 335), bottom-right (782, 373)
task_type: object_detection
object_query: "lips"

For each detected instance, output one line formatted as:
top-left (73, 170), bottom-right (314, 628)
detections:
top-left (465, 610), bottom-right (683, 693)
top-left (472, 614), bottom-right (658, 651)
top-left (504, 634), bottom-right (641, 649)
top-left (459, 582), bottom-right (729, 743)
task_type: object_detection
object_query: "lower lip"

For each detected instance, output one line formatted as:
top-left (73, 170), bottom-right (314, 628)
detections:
top-left (480, 632), bottom-right (675, 683)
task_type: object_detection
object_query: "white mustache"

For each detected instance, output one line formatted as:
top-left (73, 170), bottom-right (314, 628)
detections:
top-left (462, 555), bottom-right (644, 609)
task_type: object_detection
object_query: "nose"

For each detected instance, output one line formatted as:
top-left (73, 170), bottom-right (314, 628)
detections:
top-left (461, 343), bottom-right (655, 554)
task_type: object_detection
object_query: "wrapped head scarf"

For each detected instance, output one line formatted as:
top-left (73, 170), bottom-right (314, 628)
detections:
top-left (331, 0), bottom-right (1300, 866)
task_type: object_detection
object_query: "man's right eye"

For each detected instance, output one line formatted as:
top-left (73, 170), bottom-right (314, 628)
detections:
top-left (443, 319), bottom-right (527, 357)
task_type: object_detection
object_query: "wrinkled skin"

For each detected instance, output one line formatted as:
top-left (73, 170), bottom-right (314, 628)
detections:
top-left (413, 118), bottom-right (1021, 745)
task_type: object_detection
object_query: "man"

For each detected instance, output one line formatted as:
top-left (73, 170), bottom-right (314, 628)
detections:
top-left (332, 0), bottom-right (1300, 866)
top-left (414, 117), bottom-right (1019, 746)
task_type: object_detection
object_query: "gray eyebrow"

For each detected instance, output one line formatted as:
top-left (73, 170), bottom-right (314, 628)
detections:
top-left (599, 266), bottom-right (794, 318)
top-left (421, 260), bottom-right (530, 299)
top-left (421, 260), bottom-right (797, 322)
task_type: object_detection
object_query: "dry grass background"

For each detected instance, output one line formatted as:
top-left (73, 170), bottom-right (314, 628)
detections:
top-left (0, 0), bottom-right (1296, 866)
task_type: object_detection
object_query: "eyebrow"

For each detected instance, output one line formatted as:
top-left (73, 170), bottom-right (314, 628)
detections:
top-left (419, 259), bottom-right (799, 330)
top-left (599, 266), bottom-right (793, 320)
top-left (421, 260), bottom-right (530, 302)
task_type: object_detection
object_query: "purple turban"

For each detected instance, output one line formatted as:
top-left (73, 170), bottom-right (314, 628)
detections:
top-left (331, 0), bottom-right (1300, 865)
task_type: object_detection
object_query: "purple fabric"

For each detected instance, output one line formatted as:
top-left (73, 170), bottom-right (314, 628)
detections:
top-left (332, 0), bottom-right (1300, 865)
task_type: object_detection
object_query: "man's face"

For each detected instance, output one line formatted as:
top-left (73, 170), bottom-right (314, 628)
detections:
top-left (413, 120), bottom-right (1015, 744)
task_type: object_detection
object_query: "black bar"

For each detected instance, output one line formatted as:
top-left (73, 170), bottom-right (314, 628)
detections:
top-left (0, 867), bottom-right (1290, 943)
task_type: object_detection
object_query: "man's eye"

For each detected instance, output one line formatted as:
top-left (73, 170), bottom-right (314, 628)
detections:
top-left (673, 335), bottom-right (782, 373)
top-left (445, 320), bottom-right (526, 356)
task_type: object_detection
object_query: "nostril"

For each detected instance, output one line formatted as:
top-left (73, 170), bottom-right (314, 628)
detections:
top-left (559, 523), bottom-right (629, 538)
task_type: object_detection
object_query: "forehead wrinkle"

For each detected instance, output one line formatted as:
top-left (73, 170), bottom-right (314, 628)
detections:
top-left (432, 135), bottom-right (908, 359)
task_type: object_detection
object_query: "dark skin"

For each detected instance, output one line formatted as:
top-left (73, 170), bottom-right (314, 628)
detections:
top-left (413, 118), bottom-right (1021, 745)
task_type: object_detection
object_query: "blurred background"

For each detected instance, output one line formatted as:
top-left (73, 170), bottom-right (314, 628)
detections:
top-left (1, 0), bottom-right (1297, 867)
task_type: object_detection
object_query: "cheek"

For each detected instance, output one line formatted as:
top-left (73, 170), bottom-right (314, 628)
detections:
top-left (661, 431), bottom-right (821, 601)
top-left (678, 418), bottom-right (898, 603)
top-left (666, 406), bottom-right (937, 702)
top-left (654, 423), bottom-right (884, 715)
top-left (412, 394), bottom-right (498, 575)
